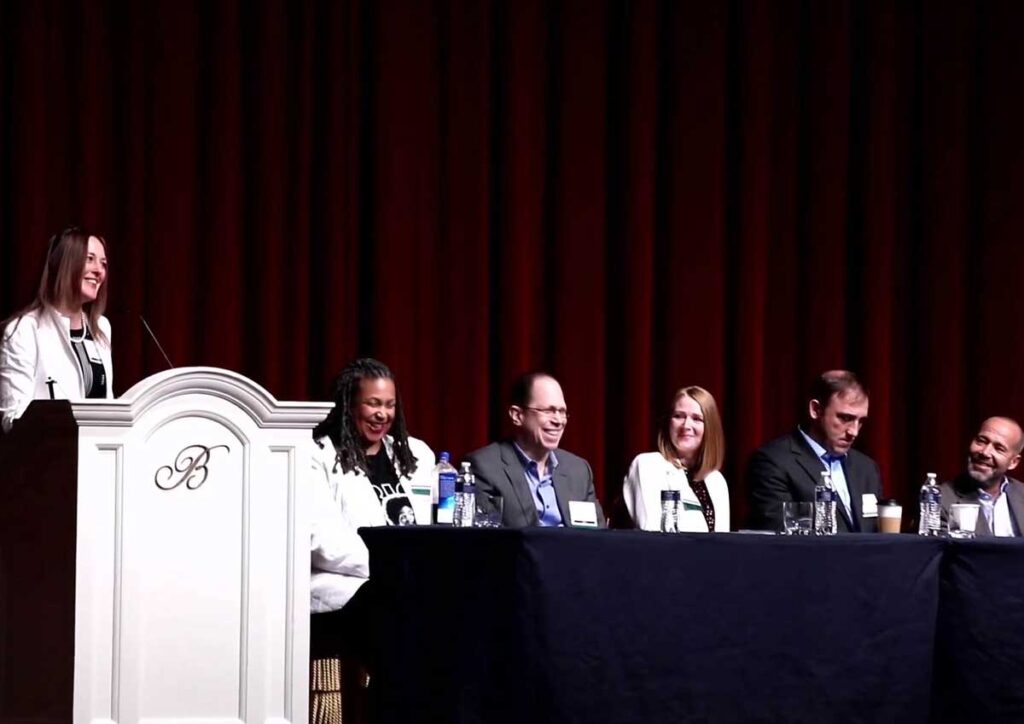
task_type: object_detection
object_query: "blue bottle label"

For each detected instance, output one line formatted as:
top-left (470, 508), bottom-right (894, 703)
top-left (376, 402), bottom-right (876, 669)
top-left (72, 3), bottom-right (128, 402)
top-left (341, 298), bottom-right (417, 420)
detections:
top-left (436, 471), bottom-right (457, 524)
top-left (438, 471), bottom-right (456, 500)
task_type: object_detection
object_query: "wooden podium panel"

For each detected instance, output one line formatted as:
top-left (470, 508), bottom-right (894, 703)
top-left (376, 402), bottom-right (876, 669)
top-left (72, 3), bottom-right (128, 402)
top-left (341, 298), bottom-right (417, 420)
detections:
top-left (1, 369), bottom-right (330, 724)
top-left (0, 401), bottom-right (79, 724)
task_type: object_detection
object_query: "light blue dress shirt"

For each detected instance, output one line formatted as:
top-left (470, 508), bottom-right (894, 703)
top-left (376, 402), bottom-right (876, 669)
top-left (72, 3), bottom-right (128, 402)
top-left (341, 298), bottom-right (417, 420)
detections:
top-left (799, 428), bottom-right (853, 527)
top-left (512, 442), bottom-right (564, 527)
top-left (977, 478), bottom-right (1017, 536)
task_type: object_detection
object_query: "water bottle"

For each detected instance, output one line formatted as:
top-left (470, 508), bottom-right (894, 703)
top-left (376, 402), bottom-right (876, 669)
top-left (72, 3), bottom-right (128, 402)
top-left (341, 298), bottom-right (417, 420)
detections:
top-left (814, 470), bottom-right (838, 535)
top-left (918, 472), bottom-right (942, 536)
top-left (660, 489), bottom-right (680, 533)
top-left (432, 452), bottom-right (457, 525)
top-left (453, 461), bottom-right (477, 528)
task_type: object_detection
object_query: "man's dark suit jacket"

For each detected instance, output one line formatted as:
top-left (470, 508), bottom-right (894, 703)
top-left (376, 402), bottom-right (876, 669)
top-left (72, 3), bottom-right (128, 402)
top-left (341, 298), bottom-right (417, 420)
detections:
top-left (464, 440), bottom-right (606, 528)
top-left (746, 429), bottom-right (883, 533)
top-left (939, 473), bottom-right (1024, 536)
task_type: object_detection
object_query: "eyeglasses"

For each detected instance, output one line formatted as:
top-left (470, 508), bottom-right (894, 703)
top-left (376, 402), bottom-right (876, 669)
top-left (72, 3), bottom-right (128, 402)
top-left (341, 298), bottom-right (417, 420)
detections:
top-left (524, 406), bottom-right (570, 421)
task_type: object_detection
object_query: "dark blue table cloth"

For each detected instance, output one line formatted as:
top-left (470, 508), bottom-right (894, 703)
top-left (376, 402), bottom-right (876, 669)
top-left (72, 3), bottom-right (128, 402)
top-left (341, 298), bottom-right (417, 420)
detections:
top-left (360, 528), bottom-right (946, 724)
top-left (932, 538), bottom-right (1024, 724)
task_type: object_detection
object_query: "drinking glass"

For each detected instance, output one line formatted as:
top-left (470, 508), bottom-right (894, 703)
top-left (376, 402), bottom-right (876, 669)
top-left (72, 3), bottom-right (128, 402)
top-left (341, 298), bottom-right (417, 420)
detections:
top-left (473, 492), bottom-right (504, 528)
top-left (949, 503), bottom-right (980, 539)
top-left (781, 502), bottom-right (813, 535)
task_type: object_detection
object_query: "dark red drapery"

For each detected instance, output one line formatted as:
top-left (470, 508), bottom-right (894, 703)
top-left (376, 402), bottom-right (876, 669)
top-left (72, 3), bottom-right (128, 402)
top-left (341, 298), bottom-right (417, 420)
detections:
top-left (3, 0), bottom-right (1024, 527)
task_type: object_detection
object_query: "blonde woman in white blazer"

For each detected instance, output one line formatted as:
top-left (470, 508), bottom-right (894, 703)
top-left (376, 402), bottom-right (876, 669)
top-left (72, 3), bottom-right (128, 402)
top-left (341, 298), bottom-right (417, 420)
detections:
top-left (623, 386), bottom-right (729, 532)
top-left (1, 227), bottom-right (112, 432)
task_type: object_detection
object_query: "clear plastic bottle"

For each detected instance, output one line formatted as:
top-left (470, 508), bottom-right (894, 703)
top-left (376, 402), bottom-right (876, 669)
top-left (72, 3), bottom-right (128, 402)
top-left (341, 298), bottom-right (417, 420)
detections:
top-left (918, 472), bottom-right (942, 536)
top-left (432, 452), bottom-right (457, 525)
top-left (453, 461), bottom-right (477, 528)
top-left (814, 470), bottom-right (838, 535)
top-left (660, 489), bottom-right (680, 533)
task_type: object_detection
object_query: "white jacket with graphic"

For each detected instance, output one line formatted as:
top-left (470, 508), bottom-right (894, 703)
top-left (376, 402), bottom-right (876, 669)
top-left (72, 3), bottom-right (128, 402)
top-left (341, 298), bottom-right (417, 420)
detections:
top-left (310, 434), bottom-right (435, 613)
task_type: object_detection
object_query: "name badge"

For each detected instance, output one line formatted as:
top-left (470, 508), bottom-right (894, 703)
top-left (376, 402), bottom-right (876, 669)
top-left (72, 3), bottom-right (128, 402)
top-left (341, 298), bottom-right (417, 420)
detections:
top-left (83, 339), bottom-right (103, 364)
top-left (568, 501), bottom-right (599, 528)
top-left (862, 493), bottom-right (878, 518)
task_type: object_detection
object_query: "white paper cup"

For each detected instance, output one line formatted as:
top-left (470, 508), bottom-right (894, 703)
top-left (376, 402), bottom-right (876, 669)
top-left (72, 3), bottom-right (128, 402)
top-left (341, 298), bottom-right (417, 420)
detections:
top-left (878, 502), bottom-right (902, 534)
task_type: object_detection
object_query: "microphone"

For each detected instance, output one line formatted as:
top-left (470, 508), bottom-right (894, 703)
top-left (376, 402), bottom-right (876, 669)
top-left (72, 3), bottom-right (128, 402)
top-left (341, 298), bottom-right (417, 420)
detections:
top-left (140, 315), bottom-right (175, 369)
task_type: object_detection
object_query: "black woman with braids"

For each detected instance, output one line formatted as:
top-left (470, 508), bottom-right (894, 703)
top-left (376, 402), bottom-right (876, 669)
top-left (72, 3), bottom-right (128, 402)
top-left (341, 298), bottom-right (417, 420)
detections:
top-left (308, 358), bottom-right (435, 662)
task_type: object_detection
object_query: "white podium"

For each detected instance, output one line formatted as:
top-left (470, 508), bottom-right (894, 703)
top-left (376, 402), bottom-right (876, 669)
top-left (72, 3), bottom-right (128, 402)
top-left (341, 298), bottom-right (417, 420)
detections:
top-left (1, 367), bottom-right (330, 724)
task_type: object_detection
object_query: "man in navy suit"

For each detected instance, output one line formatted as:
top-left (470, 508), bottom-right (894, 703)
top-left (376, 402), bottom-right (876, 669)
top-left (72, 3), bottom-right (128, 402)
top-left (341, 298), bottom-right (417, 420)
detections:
top-left (465, 371), bottom-right (605, 528)
top-left (746, 370), bottom-right (882, 533)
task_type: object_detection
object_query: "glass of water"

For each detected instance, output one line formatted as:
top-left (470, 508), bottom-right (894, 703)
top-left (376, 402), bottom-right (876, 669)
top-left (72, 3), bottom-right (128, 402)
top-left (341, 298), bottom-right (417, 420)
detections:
top-left (948, 503), bottom-right (980, 539)
top-left (474, 492), bottom-right (504, 528)
top-left (781, 502), bottom-right (813, 535)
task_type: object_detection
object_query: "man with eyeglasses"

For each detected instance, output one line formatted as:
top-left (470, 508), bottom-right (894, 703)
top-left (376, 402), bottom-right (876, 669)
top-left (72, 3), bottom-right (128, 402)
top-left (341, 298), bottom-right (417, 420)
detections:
top-left (465, 371), bottom-right (605, 528)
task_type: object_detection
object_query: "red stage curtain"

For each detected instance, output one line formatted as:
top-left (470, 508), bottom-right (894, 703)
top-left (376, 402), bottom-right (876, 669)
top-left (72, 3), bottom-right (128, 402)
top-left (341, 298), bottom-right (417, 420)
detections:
top-left (2, 0), bottom-right (1024, 527)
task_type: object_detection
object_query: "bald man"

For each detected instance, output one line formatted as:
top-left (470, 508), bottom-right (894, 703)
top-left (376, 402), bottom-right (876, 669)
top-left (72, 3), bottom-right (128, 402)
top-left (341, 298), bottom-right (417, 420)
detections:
top-left (940, 416), bottom-right (1024, 537)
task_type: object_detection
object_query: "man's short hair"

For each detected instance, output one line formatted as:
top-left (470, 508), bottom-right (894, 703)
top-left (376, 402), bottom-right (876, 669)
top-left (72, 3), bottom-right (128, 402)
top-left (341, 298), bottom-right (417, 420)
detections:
top-left (509, 371), bottom-right (555, 408)
top-left (808, 370), bottom-right (868, 408)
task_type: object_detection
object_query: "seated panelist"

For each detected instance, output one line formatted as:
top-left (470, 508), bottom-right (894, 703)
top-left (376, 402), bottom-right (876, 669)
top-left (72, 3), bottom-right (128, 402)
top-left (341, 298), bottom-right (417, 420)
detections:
top-left (746, 370), bottom-right (881, 533)
top-left (940, 416), bottom-right (1024, 537)
top-left (623, 386), bottom-right (730, 532)
top-left (1, 226), bottom-right (112, 432)
top-left (465, 371), bottom-right (605, 528)
top-left (309, 358), bottom-right (435, 659)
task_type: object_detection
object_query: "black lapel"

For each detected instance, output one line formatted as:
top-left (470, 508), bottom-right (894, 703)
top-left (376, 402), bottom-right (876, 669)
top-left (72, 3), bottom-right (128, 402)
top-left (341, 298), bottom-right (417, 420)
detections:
top-left (842, 455), bottom-right (864, 531)
top-left (789, 431), bottom-right (826, 489)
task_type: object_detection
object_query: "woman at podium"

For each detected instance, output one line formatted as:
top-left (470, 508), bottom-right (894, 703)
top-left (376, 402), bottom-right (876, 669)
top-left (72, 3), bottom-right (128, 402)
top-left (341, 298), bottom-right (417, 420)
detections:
top-left (308, 357), bottom-right (435, 656)
top-left (0, 226), bottom-right (112, 432)
top-left (623, 385), bottom-right (731, 532)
